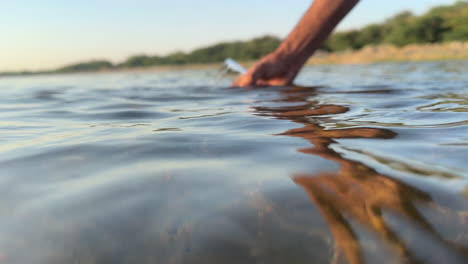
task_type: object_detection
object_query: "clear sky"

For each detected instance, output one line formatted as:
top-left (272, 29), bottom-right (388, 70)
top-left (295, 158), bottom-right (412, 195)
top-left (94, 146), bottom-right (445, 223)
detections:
top-left (0, 0), bottom-right (458, 71)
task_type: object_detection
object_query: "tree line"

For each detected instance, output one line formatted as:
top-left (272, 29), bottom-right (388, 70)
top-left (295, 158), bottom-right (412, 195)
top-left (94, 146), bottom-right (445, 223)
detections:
top-left (324, 0), bottom-right (468, 51)
top-left (21, 1), bottom-right (468, 74)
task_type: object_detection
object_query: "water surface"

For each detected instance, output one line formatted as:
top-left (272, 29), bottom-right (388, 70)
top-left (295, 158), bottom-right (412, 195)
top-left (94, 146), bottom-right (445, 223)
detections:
top-left (1, 61), bottom-right (467, 264)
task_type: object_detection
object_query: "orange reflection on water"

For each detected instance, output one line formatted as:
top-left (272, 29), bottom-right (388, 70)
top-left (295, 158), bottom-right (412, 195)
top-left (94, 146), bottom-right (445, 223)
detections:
top-left (256, 86), bottom-right (468, 264)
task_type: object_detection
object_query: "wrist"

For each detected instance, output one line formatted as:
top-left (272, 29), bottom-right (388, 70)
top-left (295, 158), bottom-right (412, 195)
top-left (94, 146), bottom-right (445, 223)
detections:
top-left (274, 44), bottom-right (310, 69)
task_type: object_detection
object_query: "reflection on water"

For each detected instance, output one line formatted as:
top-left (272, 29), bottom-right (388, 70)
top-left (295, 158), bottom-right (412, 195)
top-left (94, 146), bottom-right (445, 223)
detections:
top-left (0, 62), bottom-right (467, 263)
top-left (255, 86), bottom-right (468, 263)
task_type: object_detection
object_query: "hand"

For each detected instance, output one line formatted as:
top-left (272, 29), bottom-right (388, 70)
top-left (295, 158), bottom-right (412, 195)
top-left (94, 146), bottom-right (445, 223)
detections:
top-left (231, 51), bottom-right (303, 87)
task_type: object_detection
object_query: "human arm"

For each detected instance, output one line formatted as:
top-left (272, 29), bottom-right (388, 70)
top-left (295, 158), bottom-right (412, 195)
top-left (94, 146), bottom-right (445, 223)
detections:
top-left (232, 0), bottom-right (359, 87)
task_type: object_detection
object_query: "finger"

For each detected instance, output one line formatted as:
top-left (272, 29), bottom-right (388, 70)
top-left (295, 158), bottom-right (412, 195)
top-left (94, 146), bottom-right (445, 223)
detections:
top-left (231, 73), bottom-right (254, 87)
top-left (256, 77), bottom-right (290, 87)
top-left (232, 62), bottom-right (273, 87)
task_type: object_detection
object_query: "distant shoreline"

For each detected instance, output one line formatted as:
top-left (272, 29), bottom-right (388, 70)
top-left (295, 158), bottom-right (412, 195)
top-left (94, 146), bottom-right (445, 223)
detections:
top-left (307, 41), bottom-right (468, 65)
top-left (2, 42), bottom-right (467, 77)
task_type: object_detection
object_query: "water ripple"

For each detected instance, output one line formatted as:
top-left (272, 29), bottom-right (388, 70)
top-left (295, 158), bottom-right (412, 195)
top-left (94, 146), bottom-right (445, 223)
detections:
top-left (0, 62), bottom-right (467, 264)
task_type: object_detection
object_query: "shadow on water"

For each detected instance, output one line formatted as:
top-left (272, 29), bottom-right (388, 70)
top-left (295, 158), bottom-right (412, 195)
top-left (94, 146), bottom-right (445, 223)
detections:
top-left (252, 86), bottom-right (468, 264)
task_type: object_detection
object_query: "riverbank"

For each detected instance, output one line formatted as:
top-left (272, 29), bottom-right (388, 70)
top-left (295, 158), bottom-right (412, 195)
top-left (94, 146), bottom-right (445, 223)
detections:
top-left (114, 41), bottom-right (468, 71)
top-left (2, 42), bottom-right (468, 77)
top-left (308, 41), bottom-right (468, 65)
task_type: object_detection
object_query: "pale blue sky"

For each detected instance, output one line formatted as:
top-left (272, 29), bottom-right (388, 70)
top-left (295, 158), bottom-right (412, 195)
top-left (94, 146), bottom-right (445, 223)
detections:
top-left (0, 0), bottom-right (458, 71)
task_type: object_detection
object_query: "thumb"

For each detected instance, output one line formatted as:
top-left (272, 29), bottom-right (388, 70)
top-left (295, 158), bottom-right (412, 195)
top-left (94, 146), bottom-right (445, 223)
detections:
top-left (231, 73), bottom-right (254, 87)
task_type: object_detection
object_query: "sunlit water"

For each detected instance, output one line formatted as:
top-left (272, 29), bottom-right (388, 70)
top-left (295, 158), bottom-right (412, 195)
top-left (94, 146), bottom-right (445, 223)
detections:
top-left (1, 61), bottom-right (467, 264)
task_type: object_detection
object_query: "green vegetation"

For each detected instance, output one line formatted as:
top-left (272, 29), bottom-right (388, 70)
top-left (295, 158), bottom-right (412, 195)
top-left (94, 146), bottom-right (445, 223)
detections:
top-left (324, 1), bottom-right (468, 51)
top-left (1, 1), bottom-right (467, 76)
top-left (117, 35), bottom-right (281, 68)
top-left (56, 60), bottom-right (114, 73)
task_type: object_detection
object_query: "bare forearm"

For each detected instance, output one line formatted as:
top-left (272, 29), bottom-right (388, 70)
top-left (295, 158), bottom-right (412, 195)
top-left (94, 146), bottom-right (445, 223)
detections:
top-left (232, 0), bottom-right (359, 87)
top-left (277, 0), bottom-right (359, 64)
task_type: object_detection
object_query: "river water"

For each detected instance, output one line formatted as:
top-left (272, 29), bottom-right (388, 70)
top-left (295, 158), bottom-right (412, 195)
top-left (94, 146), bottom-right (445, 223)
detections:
top-left (1, 61), bottom-right (467, 264)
